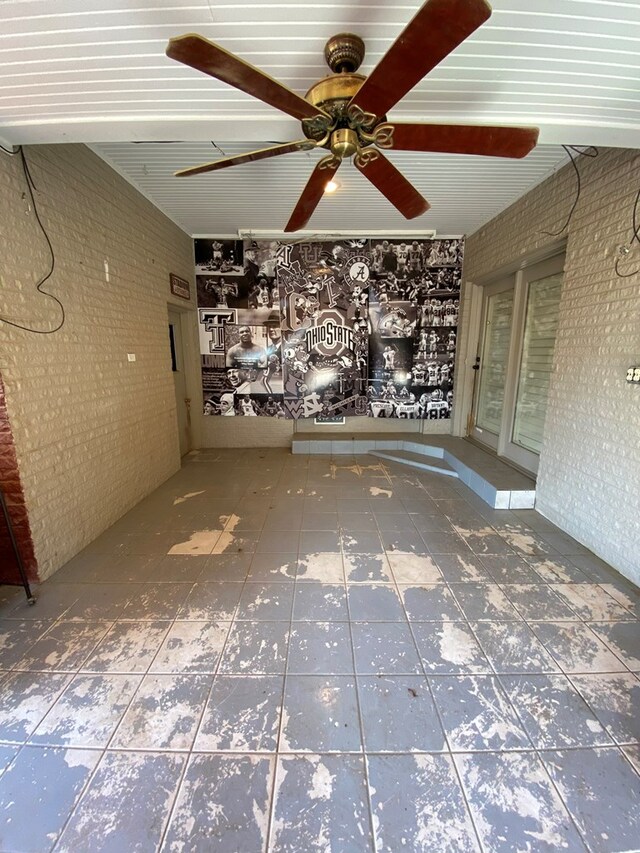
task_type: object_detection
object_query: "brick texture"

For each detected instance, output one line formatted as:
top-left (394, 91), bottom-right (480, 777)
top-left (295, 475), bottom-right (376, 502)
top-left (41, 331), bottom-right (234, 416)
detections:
top-left (0, 373), bottom-right (38, 583)
top-left (463, 148), bottom-right (640, 584)
top-left (0, 144), bottom-right (195, 580)
top-left (200, 415), bottom-right (444, 448)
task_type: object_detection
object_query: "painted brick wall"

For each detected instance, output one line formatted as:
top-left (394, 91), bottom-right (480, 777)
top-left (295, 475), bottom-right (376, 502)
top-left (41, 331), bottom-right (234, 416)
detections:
top-left (0, 144), bottom-right (195, 580)
top-left (200, 415), bottom-right (447, 447)
top-left (201, 417), bottom-right (292, 448)
top-left (297, 418), bottom-right (452, 436)
top-left (463, 148), bottom-right (640, 583)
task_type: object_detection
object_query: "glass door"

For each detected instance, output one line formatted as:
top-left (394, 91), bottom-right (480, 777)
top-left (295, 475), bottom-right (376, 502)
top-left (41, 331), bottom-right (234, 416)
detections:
top-left (502, 255), bottom-right (564, 473)
top-left (469, 253), bottom-right (565, 475)
top-left (471, 281), bottom-right (514, 450)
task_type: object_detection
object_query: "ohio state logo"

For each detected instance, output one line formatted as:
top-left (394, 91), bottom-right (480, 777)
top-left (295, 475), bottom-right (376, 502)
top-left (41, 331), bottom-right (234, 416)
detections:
top-left (305, 310), bottom-right (354, 357)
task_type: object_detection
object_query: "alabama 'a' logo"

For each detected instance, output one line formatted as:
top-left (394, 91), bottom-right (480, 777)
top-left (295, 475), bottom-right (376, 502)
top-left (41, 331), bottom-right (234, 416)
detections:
top-left (346, 256), bottom-right (371, 286)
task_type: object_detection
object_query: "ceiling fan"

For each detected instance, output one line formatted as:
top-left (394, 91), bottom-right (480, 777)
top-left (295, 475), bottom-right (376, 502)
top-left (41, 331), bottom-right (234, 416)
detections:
top-left (166, 0), bottom-right (539, 232)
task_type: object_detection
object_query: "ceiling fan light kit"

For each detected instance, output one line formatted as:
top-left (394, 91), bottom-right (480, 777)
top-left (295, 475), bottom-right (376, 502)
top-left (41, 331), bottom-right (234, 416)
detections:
top-left (166, 0), bottom-right (539, 232)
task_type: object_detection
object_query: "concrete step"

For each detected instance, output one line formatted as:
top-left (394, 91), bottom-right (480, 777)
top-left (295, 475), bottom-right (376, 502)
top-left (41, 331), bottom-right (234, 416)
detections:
top-left (291, 433), bottom-right (536, 509)
top-left (369, 449), bottom-right (459, 478)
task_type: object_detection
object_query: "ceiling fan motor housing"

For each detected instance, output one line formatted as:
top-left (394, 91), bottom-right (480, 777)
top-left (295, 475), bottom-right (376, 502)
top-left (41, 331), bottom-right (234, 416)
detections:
top-left (330, 128), bottom-right (359, 159)
top-left (304, 72), bottom-right (366, 117)
top-left (303, 33), bottom-right (375, 147)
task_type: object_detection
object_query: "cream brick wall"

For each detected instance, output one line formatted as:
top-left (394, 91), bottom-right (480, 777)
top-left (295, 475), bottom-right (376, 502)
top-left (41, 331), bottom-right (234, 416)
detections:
top-left (0, 144), bottom-right (195, 579)
top-left (463, 148), bottom-right (640, 583)
top-left (201, 417), bottom-right (292, 447)
top-left (199, 415), bottom-right (449, 446)
top-left (296, 418), bottom-right (451, 435)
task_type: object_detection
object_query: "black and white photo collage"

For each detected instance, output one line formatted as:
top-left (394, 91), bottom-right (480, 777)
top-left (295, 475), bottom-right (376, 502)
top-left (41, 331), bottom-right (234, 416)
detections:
top-left (196, 237), bottom-right (462, 419)
top-left (197, 239), bottom-right (286, 418)
top-left (367, 239), bottom-right (460, 419)
top-left (278, 240), bottom-right (370, 420)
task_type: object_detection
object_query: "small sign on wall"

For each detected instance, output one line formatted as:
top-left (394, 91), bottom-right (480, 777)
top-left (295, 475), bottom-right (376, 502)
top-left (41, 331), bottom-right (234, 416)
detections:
top-left (626, 367), bottom-right (640, 383)
top-left (314, 416), bottom-right (346, 426)
top-left (170, 273), bottom-right (191, 301)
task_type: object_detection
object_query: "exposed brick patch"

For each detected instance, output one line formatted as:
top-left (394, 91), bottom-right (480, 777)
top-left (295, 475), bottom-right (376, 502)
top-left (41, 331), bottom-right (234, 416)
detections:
top-left (0, 373), bottom-right (38, 583)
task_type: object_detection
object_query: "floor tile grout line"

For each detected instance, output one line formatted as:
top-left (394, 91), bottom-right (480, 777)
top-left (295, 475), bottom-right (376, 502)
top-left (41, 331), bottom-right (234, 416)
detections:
top-left (514, 735), bottom-right (594, 851)
top-left (263, 521), bottom-right (300, 853)
top-left (496, 580), bottom-right (585, 623)
top-left (6, 617), bottom-right (116, 676)
top-left (344, 527), bottom-right (388, 853)
top-left (525, 618), bottom-right (635, 677)
top-left (48, 736), bottom-right (109, 851)
top-left (390, 543), bottom-right (487, 853)
top-left (486, 661), bottom-right (603, 845)
top-left (6, 742), bottom-right (638, 757)
top-left (562, 669), bottom-right (636, 749)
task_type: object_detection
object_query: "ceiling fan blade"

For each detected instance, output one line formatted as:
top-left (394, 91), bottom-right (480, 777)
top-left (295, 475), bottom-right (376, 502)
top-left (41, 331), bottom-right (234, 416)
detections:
top-left (284, 159), bottom-right (341, 232)
top-left (175, 140), bottom-right (316, 177)
top-left (167, 34), bottom-right (329, 121)
top-left (355, 152), bottom-right (429, 219)
top-left (384, 123), bottom-right (539, 158)
top-left (350, 0), bottom-right (491, 117)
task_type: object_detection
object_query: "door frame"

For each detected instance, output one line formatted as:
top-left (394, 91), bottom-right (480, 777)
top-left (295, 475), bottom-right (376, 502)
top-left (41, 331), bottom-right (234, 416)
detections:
top-left (497, 253), bottom-right (565, 474)
top-left (168, 305), bottom-right (192, 457)
top-left (469, 277), bottom-right (515, 451)
top-left (462, 239), bottom-right (567, 475)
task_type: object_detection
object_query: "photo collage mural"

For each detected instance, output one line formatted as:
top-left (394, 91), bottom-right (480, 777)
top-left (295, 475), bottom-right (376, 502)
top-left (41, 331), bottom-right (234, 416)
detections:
top-left (196, 237), bottom-right (462, 419)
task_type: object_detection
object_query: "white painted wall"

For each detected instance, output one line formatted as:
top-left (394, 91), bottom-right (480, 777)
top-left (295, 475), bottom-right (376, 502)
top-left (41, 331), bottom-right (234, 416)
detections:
top-left (463, 148), bottom-right (640, 583)
top-left (0, 144), bottom-right (196, 579)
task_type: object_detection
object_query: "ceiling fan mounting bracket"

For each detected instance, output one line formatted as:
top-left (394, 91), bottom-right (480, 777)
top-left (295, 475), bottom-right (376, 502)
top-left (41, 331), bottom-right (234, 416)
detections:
top-left (318, 153), bottom-right (342, 171)
top-left (303, 75), bottom-right (387, 152)
top-left (369, 123), bottom-right (395, 149)
top-left (354, 148), bottom-right (381, 169)
top-left (324, 33), bottom-right (366, 73)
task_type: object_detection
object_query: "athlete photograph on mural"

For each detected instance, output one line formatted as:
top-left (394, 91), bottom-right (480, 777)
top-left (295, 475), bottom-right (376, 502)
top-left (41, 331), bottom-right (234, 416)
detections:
top-left (405, 237), bottom-right (462, 419)
top-left (196, 274), bottom-right (247, 309)
top-left (243, 239), bottom-right (284, 317)
top-left (199, 318), bottom-right (285, 417)
top-left (194, 239), bottom-right (244, 275)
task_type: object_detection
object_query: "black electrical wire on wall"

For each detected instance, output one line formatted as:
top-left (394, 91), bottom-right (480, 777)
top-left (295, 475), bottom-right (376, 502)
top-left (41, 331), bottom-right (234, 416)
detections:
top-left (541, 145), bottom-right (599, 238)
top-left (614, 186), bottom-right (640, 279)
top-left (0, 145), bottom-right (65, 334)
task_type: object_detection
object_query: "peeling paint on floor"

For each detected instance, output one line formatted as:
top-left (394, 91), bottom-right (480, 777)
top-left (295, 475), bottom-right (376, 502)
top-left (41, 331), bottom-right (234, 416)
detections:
top-left (1, 448), bottom-right (638, 853)
top-left (172, 491), bottom-right (205, 506)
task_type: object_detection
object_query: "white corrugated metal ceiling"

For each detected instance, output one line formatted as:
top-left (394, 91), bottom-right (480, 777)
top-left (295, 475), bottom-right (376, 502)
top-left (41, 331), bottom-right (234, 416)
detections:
top-left (1, 0), bottom-right (638, 235)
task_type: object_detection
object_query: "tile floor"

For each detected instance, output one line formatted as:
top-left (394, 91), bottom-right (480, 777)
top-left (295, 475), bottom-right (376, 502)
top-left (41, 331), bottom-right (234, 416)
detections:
top-left (1, 447), bottom-right (639, 852)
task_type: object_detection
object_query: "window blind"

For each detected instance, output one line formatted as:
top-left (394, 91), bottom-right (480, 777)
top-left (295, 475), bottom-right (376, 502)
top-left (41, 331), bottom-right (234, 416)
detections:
top-left (512, 273), bottom-right (562, 454)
